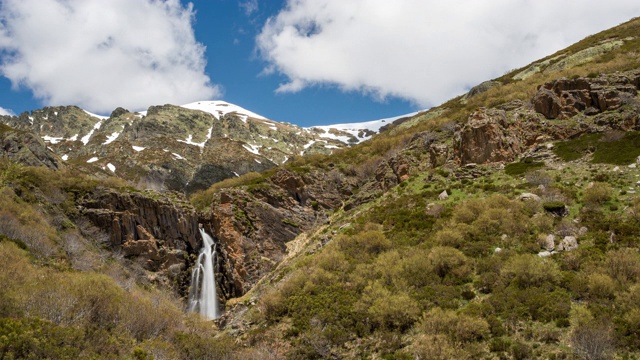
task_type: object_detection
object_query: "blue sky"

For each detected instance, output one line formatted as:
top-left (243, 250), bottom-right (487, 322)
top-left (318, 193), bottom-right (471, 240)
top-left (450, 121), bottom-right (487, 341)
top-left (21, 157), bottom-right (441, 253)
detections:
top-left (1, 0), bottom-right (640, 127)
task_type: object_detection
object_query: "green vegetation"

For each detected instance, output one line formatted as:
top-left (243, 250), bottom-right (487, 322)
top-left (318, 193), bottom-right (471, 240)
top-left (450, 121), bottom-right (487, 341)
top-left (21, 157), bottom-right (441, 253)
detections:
top-left (0, 159), bottom-right (237, 358)
top-left (505, 158), bottom-right (545, 176)
top-left (554, 131), bottom-right (640, 164)
top-left (3, 15), bottom-right (640, 360)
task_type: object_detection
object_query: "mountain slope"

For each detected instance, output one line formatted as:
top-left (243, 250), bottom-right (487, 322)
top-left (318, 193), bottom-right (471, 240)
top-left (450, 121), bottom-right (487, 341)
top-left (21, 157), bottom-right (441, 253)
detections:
top-left (1, 16), bottom-right (640, 360)
top-left (200, 17), bottom-right (640, 359)
top-left (0, 101), bottom-right (355, 193)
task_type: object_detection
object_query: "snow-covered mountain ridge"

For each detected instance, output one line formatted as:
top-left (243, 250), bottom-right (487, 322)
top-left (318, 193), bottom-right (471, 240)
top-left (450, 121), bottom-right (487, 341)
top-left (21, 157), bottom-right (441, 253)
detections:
top-left (0, 100), bottom-right (421, 193)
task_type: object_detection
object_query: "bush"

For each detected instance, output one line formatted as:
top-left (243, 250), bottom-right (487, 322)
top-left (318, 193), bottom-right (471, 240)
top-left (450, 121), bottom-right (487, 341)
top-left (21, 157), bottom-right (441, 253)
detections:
top-left (583, 182), bottom-right (613, 205)
top-left (417, 307), bottom-right (490, 343)
top-left (501, 254), bottom-right (560, 288)
top-left (354, 281), bottom-right (420, 331)
top-left (505, 160), bottom-right (544, 176)
top-left (0, 317), bottom-right (87, 359)
top-left (427, 246), bottom-right (471, 284)
top-left (570, 322), bottom-right (613, 360)
top-left (586, 273), bottom-right (616, 299)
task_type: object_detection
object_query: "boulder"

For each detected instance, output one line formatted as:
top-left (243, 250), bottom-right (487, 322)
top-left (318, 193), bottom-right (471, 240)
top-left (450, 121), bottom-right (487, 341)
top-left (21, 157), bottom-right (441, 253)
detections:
top-left (540, 234), bottom-right (555, 251)
top-left (557, 236), bottom-right (578, 251)
top-left (518, 193), bottom-right (542, 202)
top-left (439, 190), bottom-right (449, 200)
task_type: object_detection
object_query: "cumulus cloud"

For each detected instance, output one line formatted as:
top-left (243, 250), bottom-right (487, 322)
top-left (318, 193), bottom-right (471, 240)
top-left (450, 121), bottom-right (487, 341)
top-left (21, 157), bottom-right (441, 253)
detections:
top-left (257, 0), bottom-right (640, 108)
top-left (0, 0), bottom-right (220, 114)
top-left (0, 106), bottom-right (14, 116)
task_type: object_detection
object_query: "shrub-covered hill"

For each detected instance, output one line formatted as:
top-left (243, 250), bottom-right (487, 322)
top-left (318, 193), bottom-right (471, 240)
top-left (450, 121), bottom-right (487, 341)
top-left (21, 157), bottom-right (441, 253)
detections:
top-left (196, 17), bottom-right (640, 359)
top-left (1, 16), bottom-right (640, 360)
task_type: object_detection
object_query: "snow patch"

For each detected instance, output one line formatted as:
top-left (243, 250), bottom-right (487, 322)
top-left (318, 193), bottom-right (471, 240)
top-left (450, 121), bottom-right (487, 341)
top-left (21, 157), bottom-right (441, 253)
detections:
top-left (243, 144), bottom-right (261, 155)
top-left (177, 134), bottom-right (207, 148)
top-left (106, 163), bottom-right (116, 172)
top-left (172, 153), bottom-right (185, 160)
top-left (87, 157), bottom-right (99, 163)
top-left (180, 100), bottom-right (268, 122)
top-left (83, 110), bottom-right (109, 120)
top-left (103, 132), bottom-right (120, 145)
top-left (81, 119), bottom-right (104, 145)
top-left (42, 135), bottom-right (64, 144)
top-left (308, 111), bottom-right (421, 144)
top-left (132, 146), bottom-right (145, 152)
top-left (61, 154), bottom-right (68, 161)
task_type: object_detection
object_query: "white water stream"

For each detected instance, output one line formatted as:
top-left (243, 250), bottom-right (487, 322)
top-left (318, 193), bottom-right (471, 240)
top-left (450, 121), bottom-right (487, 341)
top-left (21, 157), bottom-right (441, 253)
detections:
top-left (187, 228), bottom-right (220, 320)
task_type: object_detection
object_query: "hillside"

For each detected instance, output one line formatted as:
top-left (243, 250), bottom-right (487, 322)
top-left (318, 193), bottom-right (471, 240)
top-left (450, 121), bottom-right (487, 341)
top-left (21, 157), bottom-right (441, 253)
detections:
top-left (1, 16), bottom-right (640, 359)
top-left (0, 100), bottom-right (368, 193)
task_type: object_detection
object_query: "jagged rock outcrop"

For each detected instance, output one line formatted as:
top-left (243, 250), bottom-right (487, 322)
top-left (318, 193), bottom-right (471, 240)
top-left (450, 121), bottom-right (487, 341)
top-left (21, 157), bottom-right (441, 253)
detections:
top-left (202, 168), bottom-right (354, 298)
top-left (0, 123), bottom-right (61, 169)
top-left (77, 188), bottom-right (200, 264)
top-left (454, 108), bottom-right (525, 164)
top-left (533, 70), bottom-right (640, 119)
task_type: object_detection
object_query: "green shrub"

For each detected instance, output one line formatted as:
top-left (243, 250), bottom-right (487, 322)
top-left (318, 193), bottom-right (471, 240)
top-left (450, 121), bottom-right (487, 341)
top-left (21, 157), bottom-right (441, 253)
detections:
top-left (501, 254), bottom-right (560, 288)
top-left (0, 317), bottom-right (86, 359)
top-left (553, 133), bottom-right (602, 161)
top-left (583, 182), bottom-right (613, 205)
top-left (505, 160), bottom-right (544, 176)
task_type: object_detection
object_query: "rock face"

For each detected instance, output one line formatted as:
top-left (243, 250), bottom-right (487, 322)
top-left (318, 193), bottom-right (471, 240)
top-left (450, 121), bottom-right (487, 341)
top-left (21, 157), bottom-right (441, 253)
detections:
top-left (0, 104), bottom-right (350, 193)
top-left (204, 168), bottom-right (353, 298)
top-left (0, 123), bottom-right (61, 169)
top-left (454, 108), bottom-right (525, 164)
top-left (533, 71), bottom-right (640, 120)
top-left (453, 70), bottom-right (640, 166)
top-left (78, 188), bottom-right (200, 268)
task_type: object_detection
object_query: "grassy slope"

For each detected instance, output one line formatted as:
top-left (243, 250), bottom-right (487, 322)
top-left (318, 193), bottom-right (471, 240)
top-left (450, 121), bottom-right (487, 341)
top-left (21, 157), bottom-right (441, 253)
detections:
top-left (209, 17), bottom-right (640, 359)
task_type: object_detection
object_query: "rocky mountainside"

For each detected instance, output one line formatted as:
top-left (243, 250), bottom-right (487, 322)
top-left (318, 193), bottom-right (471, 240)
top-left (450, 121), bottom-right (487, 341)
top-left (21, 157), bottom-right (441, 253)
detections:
top-left (0, 101), bottom-right (375, 193)
top-left (2, 16), bottom-right (640, 360)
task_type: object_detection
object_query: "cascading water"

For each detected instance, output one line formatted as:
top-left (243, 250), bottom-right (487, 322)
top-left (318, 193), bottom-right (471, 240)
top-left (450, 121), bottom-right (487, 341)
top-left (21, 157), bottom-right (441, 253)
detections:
top-left (187, 228), bottom-right (220, 320)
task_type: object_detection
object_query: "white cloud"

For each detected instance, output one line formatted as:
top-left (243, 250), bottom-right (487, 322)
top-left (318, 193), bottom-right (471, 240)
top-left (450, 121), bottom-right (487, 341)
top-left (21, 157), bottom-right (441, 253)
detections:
top-left (257, 0), bottom-right (640, 108)
top-left (0, 106), bottom-right (14, 116)
top-left (240, 0), bottom-right (259, 17)
top-left (0, 0), bottom-right (220, 114)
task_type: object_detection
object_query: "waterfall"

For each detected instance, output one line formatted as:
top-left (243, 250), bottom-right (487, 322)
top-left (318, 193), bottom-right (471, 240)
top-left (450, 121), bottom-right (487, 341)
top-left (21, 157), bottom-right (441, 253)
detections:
top-left (187, 228), bottom-right (220, 320)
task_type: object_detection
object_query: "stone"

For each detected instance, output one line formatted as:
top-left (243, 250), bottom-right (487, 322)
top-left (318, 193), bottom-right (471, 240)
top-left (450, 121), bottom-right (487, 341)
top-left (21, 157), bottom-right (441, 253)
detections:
top-left (630, 163), bottom-right (637, 169)
top-left (454, 108), bottom-right (522, 164)
top-left (578, 226), bottom-right (588, 236)
top-left (518, 192), bottom-right (541, 202)
top-left (430, 143), bottom-right (449, 168)
top-left (538, 251), bottom-right (553, 257)
top-left (494, 247), bottom-right (502, 253)
top-left (541, 234), bottom-right (555, 251)
top-left (557, 236), bottom-right (578, 251)
top-left (613, 166), bottom-right (620, 172)
top-left (439, 190), bottom-right (449, 200)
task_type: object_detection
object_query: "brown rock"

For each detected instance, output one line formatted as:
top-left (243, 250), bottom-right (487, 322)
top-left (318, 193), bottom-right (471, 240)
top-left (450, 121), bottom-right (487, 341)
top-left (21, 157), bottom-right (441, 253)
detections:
top-left (454, 108), bottom-right (522, 164)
